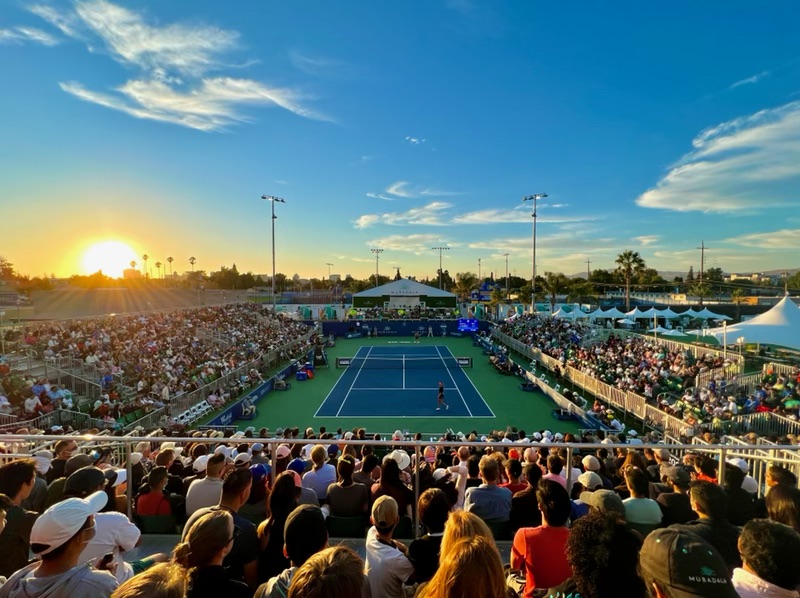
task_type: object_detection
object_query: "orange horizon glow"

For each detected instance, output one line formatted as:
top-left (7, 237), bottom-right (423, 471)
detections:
top-left (80, 240), bottom-right (139, 278)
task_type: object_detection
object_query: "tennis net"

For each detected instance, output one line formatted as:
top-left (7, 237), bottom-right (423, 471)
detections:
top-left (336, 356), bottom-right (472, 369)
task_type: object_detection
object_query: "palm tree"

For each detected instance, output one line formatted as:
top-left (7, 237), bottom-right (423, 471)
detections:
top-left (615, 250), bottom-right (646, 310)
top-left (541, 272), bottom-right (569, 313)
top-left (167, 256), bottom-right (174, 284)
top-left (189, 257), bottom-right (196, 287)
top-left (453, 272), bottom-right (478, 302)
top-left (489, 287), bottom-right (505, 319)
top-left (567, 279), bottom-right (595, 304)
top-left (155, 261), bottom-right (162, 280)
top-left (129, 260), bottom-right (136, 271)
top-left (142, 254), bottom-right (149, 279)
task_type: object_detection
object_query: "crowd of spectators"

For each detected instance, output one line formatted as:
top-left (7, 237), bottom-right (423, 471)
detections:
top-left (1, 422), bottom-right (800, 597)
top-left (0, 304), bottom-right (314, 422)
top-left (347, 306), bottom-right (460, 321)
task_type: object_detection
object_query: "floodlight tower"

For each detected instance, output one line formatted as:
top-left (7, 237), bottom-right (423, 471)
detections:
top-left (371, 248), bottom-right (384, 288)
top-left (261, 194), bottom-right (286, 311)
top-left (522, 193), bottom-right (548, 313)
top-left (431, 246), bottom-right (450, 289)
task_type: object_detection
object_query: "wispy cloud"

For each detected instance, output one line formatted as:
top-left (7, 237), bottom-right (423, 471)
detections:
top-left (729, 70), bottom-right (771, 90)
top-left (454, 208), bottom-right (596, 225)
top-left (0, 26), bottom-right (59, 46)
top-left (289, 50), bottom-right (347, 77)
top-left (27, 0), bottom-right (327, 131)
top-left (367, 234), bottom-right (454, 254)
top-left (722, 228), bottom-right (800, 249)
top-left (404, 136), bottom-right (426, 145)
top-left (354, 202), bottom-right (453, 229)
top-left (367, 180), bottom-right (461, 200)
top-left (634, 235), bottom-right (660, 246)
top-left (636, 101), bottom-right (800, 213)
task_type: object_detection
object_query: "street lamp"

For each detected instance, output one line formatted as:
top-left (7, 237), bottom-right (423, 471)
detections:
top-left (370, 248), bottom-right (384, 288)
top-left (503, 253), bottom-right (509, 299)
top-left (522, 193), bottom-right (547, 314)
top-left (262, 194), bottom-right (286, 312)
top-left (431, 247), bottom-right (450, 289)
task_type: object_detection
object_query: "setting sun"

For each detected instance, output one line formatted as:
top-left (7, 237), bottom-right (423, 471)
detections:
top-left (81, 240), bottom-right (138, 278)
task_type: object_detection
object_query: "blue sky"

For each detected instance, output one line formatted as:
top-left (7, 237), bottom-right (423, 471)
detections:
top-left (1, 1), bottom-right (799, 281)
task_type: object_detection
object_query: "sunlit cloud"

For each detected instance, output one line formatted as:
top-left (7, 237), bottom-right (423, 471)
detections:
top-left (454, 208), bottom-right (597, 225)
top-left (367, 180), bottom-right (461, 200)
top-left (354, 202), bottom-right (453, 229)
top-left (404, 136), bottom-right (426, 145)
top-left (634, 235), bottom-right (660, 246)
top-left (28, 0), bottom-right (327, 131)
top-left (367, 234), bottom-right (454, 255)
top-left (0, 26), bottom-right (59, 46)
top-left (636, 101), bottom-right (800, 213)
top-left (722, 228), bottom-right (800, 249)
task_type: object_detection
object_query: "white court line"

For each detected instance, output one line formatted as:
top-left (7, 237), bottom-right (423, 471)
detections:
top-left (347, 387), bottom-right (458, 391)
top-left (402, 354), bottom-right (406, 389)
top-left (336, 346), bottom-right (372, 417)
top-left (442, 345), bottom-right (496, 417)
top-left (437, 345), bottom-right (472, 417)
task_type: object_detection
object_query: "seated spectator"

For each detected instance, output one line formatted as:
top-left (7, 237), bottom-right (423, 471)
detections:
top-left (541, 455), bottom-right (567, 491)
top-left (286, 545), bottom-right (368, 598)
top-left (500, 458), bottom-right (526, 495)
top-left (239, 464), bottom-right (268, 525)
top-left (135, 467), bottom-right (172, 517)
top-left (765, 484), bottom-right (800, 532)
top-left (408, 488), bottom-right (451, 584)
top-left (302, 445), bottom-right (336, 504)
top-left (510, 480), bottom-right (572, 596)
top-left (733, 519), bottom-right (800, 598)
top-left (417, 535), bottom-right (508, 598)
top-left (365, 496), bottom-right (414, 598)
top-left (546, 509), bottom-right (646, 598)
top-left (254, 504), bottom-right (328, 598)
top-left (640, 527), bottom-right (738, 598)
top-left (656, 466), bottom-right (697, 526)
top-left (579, 488), bottom-right (627, 521)
top-left (0, 458), bottom-right (39, 578)
top-left (257, 472), bottom-right (297, 582)
top-left (185, 453), bottom-right (225, 516)
top-left (465, 456), bottom-right (512, 523)
top-left (44, 453), bottom-right (94, 510)
top-left (723, 464), bottom-right (756, 526)
top-left (325, 455), bottom-right (368, 518)
top-left (371, 458), bottom-right (414, 520)
top-left (110, 562), bottom-right (187, 598)
top-left (0, 491), bottom-right (118, 598)
top-left (173, 509), bottom-right (250, 598)
top-left (671, 480), bottom-right (741, 572)
top-left (622, 466), bottom-right (662, 528)
top-left (510, 462), bottom-right (543, 532)
top-left (182, 468), bottom-right (259, 590)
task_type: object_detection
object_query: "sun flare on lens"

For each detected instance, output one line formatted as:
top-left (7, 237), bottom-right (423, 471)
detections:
top-left (81, 241), bottom-right (138, 278)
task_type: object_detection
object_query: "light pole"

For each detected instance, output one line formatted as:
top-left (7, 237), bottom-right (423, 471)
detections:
top-left (431, 247), bottom-right (450, 289)
top-left (142, 254), bottom-right (149, 279)
top-left (737, 336), bottom-right (745, 357)
top-left (371, 248), bottom-right (384, 288)
top-left (262, 194), bottom-right (286, 312)
top-left (503, 253), bottom-right (509, 299)
top-left (167, 256), bottom-right (173, 286)
top-left (723, 321), bottom-right (727, 360)
top-left (478, 258), bottom-right (482, 282)
top-left (325, 262), bottom-right (334, 280)
top-left (523, 192), bottom-right (548, 313)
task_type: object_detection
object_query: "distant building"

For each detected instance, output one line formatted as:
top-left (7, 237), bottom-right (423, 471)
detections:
top-left (122, 268), bottom-right (142, 279)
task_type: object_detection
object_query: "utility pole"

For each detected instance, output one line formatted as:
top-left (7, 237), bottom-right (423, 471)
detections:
top-left (586, 257), bottom-right (592, 281)
top-left (478, 258), bottom-right (482, 282)
top-left (431, 247), bottom-right (450, 289)
top-left (371, 248), bottom-right (384, 288)
top-left (503, 253), bottom-right (509, 298)
top-left (325, 262), bottom-right (334, 280)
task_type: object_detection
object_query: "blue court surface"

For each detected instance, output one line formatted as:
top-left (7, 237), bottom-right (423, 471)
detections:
top-left (315, 345), bottom-right (494, 418)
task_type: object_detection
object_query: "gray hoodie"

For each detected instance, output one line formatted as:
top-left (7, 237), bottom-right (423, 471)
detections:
top-left (0, 562), bottom-right (117, 598)
top-left (254, 567), bottom-right (295, 598)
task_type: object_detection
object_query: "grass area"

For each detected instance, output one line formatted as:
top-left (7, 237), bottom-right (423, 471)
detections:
top-left (238, 336), bottom-right (583, 437)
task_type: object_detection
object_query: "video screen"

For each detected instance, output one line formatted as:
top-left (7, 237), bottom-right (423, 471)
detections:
top-left (457, 318), bottom-right (479, 332)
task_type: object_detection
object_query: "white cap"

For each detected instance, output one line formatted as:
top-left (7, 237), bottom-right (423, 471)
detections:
top-left (432, 468), bottom-right (449, 481)
top-left (129, 452), bottom-right (143, 466)
top-left (582, 455), bottom-right (601, 471)
top-left (388, 449), bottom-right (411, 470)
top-left (107, 468), bottom-right (127, 487)
top-left (532, 432), bottom-right (543, 441)
top-left (193, 455), bottom-right (209, 472)
top-left (727, 457), bottom-right (749, 473)
top-left (554, 432), bottom-right (564, 441)
top-left (30, 491), bottom-right (107, 555)
top-left (234, 452), bottom-right (252, 466)
top-left (577, 471), bottom-right (603, 490)
top-left (160, 442), bottom-right (183, 455)
top-left (392, 430), bottom-right (403, 441)
top-left (275, 445), bottom-right (291, 459)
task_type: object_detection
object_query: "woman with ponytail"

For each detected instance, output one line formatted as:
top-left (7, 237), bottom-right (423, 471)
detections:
top-left (172, 509), bottom-right (250, 598)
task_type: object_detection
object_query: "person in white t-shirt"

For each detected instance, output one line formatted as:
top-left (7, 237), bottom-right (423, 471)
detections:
top-left (365, 496), bottom-right (414, 598)
top-left (185, 453), bottom-right (226, 515)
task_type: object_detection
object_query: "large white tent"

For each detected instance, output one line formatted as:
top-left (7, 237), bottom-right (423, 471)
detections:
top-left (704, 295), bottom-right (800, 350)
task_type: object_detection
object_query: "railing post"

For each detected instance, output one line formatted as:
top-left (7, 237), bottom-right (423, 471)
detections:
top-left (125, 441), bottom-right (134, 521)
top-left (413, 442), bottom-right (420, 536)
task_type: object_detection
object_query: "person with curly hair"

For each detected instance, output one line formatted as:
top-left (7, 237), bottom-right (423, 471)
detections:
top-left (545, 509), bottom-right (646, 598)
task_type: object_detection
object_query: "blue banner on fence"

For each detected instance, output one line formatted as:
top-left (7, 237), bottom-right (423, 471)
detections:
top-left (319, 319), bottom-right (491, 338)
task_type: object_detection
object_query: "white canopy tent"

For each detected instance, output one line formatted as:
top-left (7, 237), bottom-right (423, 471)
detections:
top-left (658, 307), bottom-right (681, 319)
top-left (691, 306), bottom-right (729, 320)
top-left (589, 307), bottom-right (625, 319)
top-left (703, 295), bottom-right (800, 350)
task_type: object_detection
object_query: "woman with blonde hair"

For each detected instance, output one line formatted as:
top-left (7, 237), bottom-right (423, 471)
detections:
top-left (416, 536), bottom-right (507, 598)
top-left (302, 444), bottom-right (337, 503)
top-left (439, 510), bottom-right (494, 555)
top-left (172, 509), bottom-right (250, 598)
top-left (111, 562), bottom-right (187, 598)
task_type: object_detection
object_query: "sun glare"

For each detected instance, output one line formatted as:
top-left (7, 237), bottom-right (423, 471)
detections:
top-left (81, 241), bottom-right (138, 278)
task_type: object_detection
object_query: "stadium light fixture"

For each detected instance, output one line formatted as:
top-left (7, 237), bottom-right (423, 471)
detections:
top-left (522, 193), bottom-right (548, 314)
top-left (262, 195), bottom-right (286, 312)
top-left (431, 247), bottom-right (450, 289)
top-left (371, 248), bottom-right (384, 288)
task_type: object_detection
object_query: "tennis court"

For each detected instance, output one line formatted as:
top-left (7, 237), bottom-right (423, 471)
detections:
top-left (315, 345), bottom-right (494, 418)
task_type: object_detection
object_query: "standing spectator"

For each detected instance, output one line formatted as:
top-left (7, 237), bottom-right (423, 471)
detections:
top-left (182, 469), bottom-right (259, 590)
top-left (510, 480), bottom-right (572, 596)
top-left (0, 459), bottom-right (39, 578)
top-left (185, 453), bottom-right (225, 516)
top-left (302, 445), bottom-right (337, 503)
top-left (173, 510), bottom-right (250, 598)
top-left (254, 504), bottom-right (328, 598)
top-left (408, 488), bottom-right (450, 584)
top-left (364, 496), bottom-right (414, 598)
top-left (0, 491), bottom-right (118, 598)
top-left (671, 480), bottom-right (741, 572)
top-left (639, 528), bottom-right (738, 598)
top-left (733, 519), bottom-right (800, 598)
top-left (464, 456), bottom-right (512, 523)
top-left (325, 455), bottom-right (368, 518)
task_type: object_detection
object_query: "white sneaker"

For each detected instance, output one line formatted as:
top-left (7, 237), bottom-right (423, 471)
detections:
top-left (436, 407), bottom-right (440, 411)
top-left (446, 404), bottom-right (449, 410)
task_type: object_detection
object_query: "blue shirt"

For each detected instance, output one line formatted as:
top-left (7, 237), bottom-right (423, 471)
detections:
top-left (465, 484), bottom-right (512, 522)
